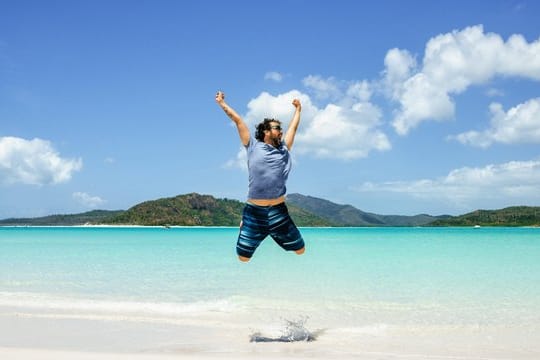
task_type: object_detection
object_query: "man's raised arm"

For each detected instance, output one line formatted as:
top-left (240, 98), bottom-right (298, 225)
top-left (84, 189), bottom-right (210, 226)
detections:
top-left (215, 91), bottom-right (250, 146)
top-left (284, 99), bottom-right (301, 150)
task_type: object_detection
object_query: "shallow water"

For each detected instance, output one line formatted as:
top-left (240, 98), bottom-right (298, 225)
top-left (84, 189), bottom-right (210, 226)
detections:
top-left (1, 226), bottom-right (539, 332)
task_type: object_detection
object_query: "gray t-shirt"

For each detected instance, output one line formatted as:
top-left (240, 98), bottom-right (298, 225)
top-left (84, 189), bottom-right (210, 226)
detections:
top-left (245, 138), bottom-right (292, 199)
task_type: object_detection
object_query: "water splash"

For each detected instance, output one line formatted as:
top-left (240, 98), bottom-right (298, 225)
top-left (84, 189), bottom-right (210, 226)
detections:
top-left (250, 317), bottom-right (322, 342)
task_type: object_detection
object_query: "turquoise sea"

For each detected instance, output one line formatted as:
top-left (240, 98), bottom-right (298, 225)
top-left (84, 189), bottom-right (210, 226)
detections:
top-left (1, 226), bottom-right (540, 347)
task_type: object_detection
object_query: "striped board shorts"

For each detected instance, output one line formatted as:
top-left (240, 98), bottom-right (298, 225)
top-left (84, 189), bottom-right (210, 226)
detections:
top-left (236, 202), bottom-right (305, 259)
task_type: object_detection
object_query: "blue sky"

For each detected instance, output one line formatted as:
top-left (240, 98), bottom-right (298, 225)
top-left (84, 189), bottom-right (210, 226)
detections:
top-left (1, 0), bottom-right (539, 218)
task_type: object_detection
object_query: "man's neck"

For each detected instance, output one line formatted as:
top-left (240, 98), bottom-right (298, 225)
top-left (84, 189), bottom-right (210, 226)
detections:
top-left (263, 139), bottom-right (281, 148)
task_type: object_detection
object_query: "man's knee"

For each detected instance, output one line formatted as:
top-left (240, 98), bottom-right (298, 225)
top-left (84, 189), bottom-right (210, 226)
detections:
top-left (295, 247), bottom-right (305, 255)
top-left (238, 255), bottom-right (251, 262)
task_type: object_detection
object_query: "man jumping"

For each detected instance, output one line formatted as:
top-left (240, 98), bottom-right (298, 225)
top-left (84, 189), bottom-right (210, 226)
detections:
top-left (215, 91), bottom-right (305, 262)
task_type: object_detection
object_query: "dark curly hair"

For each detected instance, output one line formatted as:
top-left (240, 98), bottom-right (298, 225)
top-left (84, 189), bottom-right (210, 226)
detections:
top-left (255, 118), bottom-right (281, 141)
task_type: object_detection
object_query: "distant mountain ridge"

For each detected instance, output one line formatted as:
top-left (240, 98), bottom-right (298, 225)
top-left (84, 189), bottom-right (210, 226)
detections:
top-left (0, 193), bottom-right (538, 227)
top-left (0, 210), bottom-right (124, 226)
top-left (427, 206), bottom-right (540, 227)
top-left (0, 193), bottom-right (332, 227)
top-left (286, 194), bottom-right (449, 226)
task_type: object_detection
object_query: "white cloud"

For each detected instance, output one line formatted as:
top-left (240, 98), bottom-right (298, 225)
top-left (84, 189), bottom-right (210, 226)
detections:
top-left (381, 48), bottom-right (417, 100)
top-left (392, 73), bottom-right (455, 134)
top-left (354, 159), bottom-right (540, 209)
top-left (295, 102), bottom-right (390, 160)
top-left (0, 136), bottom-right (82, 185)
top-left (302, 75), bottom-right (373, 104)
top-left (346, 80), bottom-right (372, 103)
top-left (451, 98), bottom-right (540, 147)
top-left (264, 71), bottom-right (283, 82)
top-left (239, 87), bottom-right (390, 161)
top-left (223, 26), bottom-right (540, 165)
top-left (222, 84), bottom-right (390, 165)
top-left (302, 75), bottom-right (341, 100)
top-left (384, 25), bottom-right (540, 135)
top-left (73, 192), bottom-right (106, 208)
top-left (222, 146), bottom-right (247, 171)
top-left (486, 88), bottom-right (504, 97)
top-left (244, 90), bottom-right (313, 126)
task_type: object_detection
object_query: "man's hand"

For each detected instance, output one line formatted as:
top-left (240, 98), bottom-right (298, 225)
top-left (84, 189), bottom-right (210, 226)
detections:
top-left (215, 91), bottom-right (225, 104)
top-left (292, 98), bottom-right (301, 111)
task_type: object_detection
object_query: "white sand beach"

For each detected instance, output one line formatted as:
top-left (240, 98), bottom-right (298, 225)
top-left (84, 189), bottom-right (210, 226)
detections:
top-left (1, 308), bottom-right (539, 360)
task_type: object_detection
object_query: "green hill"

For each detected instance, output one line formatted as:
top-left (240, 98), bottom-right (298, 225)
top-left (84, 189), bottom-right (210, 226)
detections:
top-left (102, 193), bottom-right (333, 227)
top-left (104, 193), bottom-right (243, 226)
top-left (428, 206), bottom-right (540, 227)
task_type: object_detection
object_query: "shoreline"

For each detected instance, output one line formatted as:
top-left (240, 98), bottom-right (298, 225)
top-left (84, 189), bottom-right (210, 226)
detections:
top-left (1, 224), bottom-right (540, 228)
